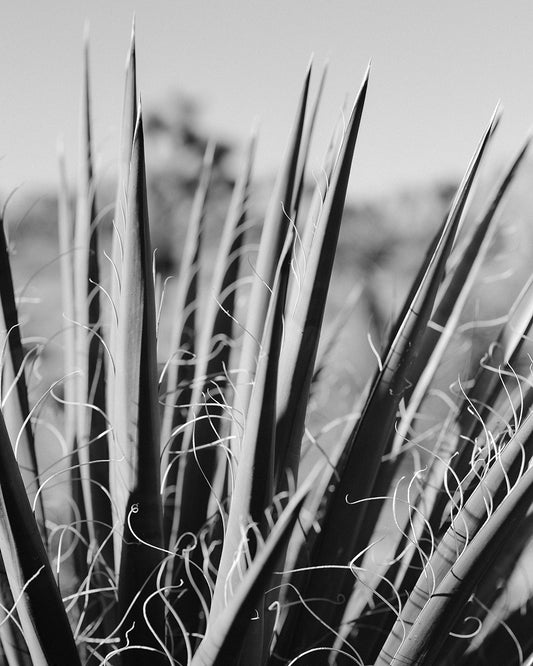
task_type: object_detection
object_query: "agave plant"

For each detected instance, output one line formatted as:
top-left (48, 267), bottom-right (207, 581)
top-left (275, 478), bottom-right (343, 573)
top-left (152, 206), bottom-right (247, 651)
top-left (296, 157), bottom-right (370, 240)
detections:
top-left (1, 23), bottom-right (533, 666)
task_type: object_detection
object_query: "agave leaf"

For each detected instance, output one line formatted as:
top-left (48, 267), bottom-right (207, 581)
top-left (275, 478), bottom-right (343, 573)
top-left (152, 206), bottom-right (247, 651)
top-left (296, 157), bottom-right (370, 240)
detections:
top-left (165, 140), bottom-right (253, 658)
top-left (57, 142), bottom-right (77, 481)
top-left (349, 137), bottom-right (533, 661)
top-left (450, 271), bottom-right (533, 469)
top-left (392, 134), bottom-right (531, 460)
top-left (274, 109), bottom-right (498, 661)
top-left (156, 144), bottom-right (216, 662)
top-left (292, 61), bottom-right (328, 225)
top-left (377, 406), bottom-right (533, 664)
top-left (380, 107), bottom-right (499, 363)
top-left (415, 256), bottom-right (533, 564)
top-left (392, 281), bottom-right (533, 617)
top-left (0, 212), bottom-right (46, 540)
top-left (189, 132), bottom-right (256, 533)
top-left (232, 62), bottom-right (311, 436)
top-left (197, 131), bottom-right (256, 473)
top-left (0, 410), bottom-right (81, 665)
top-left (289, 88), bottom-right (348, 322)
top-left (72, 31), bottom-right (96, 534)
top-left (438, 512), bottom-right (533, 665)
top-left (385, 462), bottom-right (533, 665)
top-left (110, 17), bottom-right (137, 283)
top-left (296, 99), bottom-right (347, 289)
top-left (59, 143), bottom-right (114, 659)
top-left (326, 105), bottom-right (497, 555)
top-left (341, 411), bottom-right (458, 663)
top-left (70, 38), bottom-right (115, 647)
top-left (83, 205), bottom-right (113, 580)
top-left (161, 142), bottom-right (214, 545)
top-left (191, 475), bottom-right (313, 666)
top-left (233, 235), bottom-right (296, 666)
top-left (0, 560), bottom-right (32, 665)
top-left (113, 107), bottom-right (165, 662)
top-left (211, 229), bottom-right (293, 619)
top-left (70, 36), bottom-right (105, 635)
top-left (107, 19), bottom-right (137, 502)
top-left (275, 65), bottom-right (369, 491)
top-left (382, 144), bottom-right (531, 575)
top-left (284, 97), bottom-right (347, 350)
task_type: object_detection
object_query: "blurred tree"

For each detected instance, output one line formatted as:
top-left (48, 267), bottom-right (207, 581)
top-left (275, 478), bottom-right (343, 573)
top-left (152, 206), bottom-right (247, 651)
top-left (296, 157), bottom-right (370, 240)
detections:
top-left (143, 93), bottom-right (235, 273)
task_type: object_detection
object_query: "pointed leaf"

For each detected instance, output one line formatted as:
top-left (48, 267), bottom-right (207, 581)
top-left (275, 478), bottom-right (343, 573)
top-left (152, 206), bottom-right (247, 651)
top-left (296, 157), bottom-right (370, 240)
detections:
top-left (232, 63), bottom-right (311, 434)
top-left (107, 19), bottom-right (137, 506)
top-left (0, 212), bottom-right (45, 539)
top-left (0, 410), bottom-right (80, 664)
top-left (275, 108), bottom-right (498, 659)
top-left (275, 65), bottom-right (369, 489)
top-left (161, 142), bottom-right (214, 546)
top-left (392, 133), bottom-right (531, 460)
top-left (386, 463), bottom-right (533, 665)
top-left (378, 406), bottom-right (533, 664)
top-left (211, 229), bottom-right (293, 618)
top-left (191, 476), bottom-right (312, 666)
top-left (114, 108), bottom-right (165, 663)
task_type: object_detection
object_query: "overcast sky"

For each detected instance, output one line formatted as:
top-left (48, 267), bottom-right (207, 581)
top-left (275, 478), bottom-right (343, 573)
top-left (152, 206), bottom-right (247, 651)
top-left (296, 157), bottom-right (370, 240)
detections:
top-left (2, 1), bottom-right (533, 199)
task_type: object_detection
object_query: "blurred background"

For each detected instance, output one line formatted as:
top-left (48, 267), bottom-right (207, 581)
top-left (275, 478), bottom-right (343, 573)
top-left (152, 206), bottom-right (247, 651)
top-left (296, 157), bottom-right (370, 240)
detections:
top-left (4, 1), bottom-right (533, 225)
top-left (1, 0), bottom-right (533, 451)
top-left (3, 1), bottom-right (533, 195)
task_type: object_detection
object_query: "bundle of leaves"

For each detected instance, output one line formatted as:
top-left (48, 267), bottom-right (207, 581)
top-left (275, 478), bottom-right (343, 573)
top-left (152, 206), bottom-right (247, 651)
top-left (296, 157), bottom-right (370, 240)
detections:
top-left (1, 26), bottom-right (533, 666)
